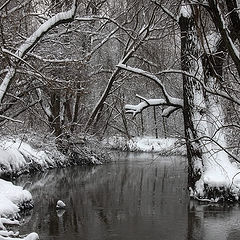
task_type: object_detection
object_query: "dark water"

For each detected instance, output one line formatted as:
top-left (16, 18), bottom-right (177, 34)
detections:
top-left (16, 152), bottom-right (240, 240)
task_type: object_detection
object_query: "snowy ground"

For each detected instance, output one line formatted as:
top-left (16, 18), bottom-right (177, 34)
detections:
top-left (0, 179), bottom-right (39, 240)
top-left (0, 135), bottom-right (103, 177)
top-left (102, 136), bottom-right (186, 155)
top-left (0, 136), bottom-right (66, 177)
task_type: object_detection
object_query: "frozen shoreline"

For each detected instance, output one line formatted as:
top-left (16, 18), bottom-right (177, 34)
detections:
top-left (0, 179), bottom-right (39, 239)
top-left (102, 136), bottom-right (186, 155)
top-left (0, 134), bottom-right (105, 240)
top-left (0, 135), bottom-right (104, 178)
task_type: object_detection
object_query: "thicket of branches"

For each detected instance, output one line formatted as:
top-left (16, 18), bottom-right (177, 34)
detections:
top-left (0, 0), bottom-right (184, 141)
top-left (0, 0), bottom-right (239, 168)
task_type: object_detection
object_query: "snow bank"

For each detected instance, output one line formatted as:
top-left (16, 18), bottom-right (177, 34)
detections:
top-left (0, 179), bottom-right (32, 217)
top-left (0, 135), bottom-right (104, 177)
top-left (191, 147), bottom-right (240, 202)
top-left (0, 138), bottom-right (64, 176)
top-left (103, 136), bottom-right (186, 155)
top-left (0, 179), bottom-right (38, 239)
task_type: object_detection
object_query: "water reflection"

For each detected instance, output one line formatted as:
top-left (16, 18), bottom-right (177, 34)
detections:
top-left (15, 152), bottom-right (240, 240)
top-left (16, 153), bottom-right (187, 239)
top-left (189, 201), bottom-right (240, 240)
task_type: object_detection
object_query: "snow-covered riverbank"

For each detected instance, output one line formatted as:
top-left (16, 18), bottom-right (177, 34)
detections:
top-left (0, 134), bottom-right (108, 239)
top-left (0, 135), bottom-right (105, 177)
top-left (103, 136), bottom-right (240, 202)
top-left (0, 179), bottom-right (38, 240)
top-left (102, 136), bottom-right (186, 155)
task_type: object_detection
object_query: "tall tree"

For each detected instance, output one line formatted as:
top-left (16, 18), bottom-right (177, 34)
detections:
top-left (122, 0), bottom-right (240, 201)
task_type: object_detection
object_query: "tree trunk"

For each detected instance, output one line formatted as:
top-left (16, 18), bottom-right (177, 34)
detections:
top-left (179, 7), bottom-right (205, 189)
top-left (50, 90), bottom-right (62, 138)
top-left (179, 2), bottom-right (240, 200)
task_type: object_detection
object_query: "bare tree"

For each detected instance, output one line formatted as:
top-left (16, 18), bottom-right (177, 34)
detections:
top-left (121, 0), bottom-right (240, 200)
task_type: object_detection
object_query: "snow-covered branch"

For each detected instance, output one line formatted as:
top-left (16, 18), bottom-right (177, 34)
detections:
top-left (125, 97), bottom-right (181, 118)
top-left (117, 63), bottom-right (183, 107)
top-left (27, 53), bottom-right (83, 63)
top-left (0, 0), bottom-right (77, 104)
top-left (16, 1), bottom-right (76, 58)
top-left (117, 64), bottom-right (183, 117)
top-left (0, 115), bottom-right (23, 124)
top-left (0, 0), bottom-right (11, 11)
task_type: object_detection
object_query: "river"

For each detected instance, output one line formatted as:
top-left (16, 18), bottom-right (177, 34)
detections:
top-left (15, 152), bottom-right (240, 240)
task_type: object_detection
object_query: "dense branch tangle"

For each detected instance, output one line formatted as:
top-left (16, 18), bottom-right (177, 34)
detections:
top-left (84, 2), bottom-right (171, 131)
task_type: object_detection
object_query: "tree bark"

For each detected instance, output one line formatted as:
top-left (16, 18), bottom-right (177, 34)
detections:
top-left (179, 1), bottom-right (240, 200)
top-left (179, 7), bottom-right (205, 189)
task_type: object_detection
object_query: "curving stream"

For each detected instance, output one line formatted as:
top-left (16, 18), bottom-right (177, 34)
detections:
top-left (15, 152), bottom-right (240, 240)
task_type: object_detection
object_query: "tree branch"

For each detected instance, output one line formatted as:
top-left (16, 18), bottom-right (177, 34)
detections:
top-left (0, 0), bottom-right (77, 103)
top-left (117, 63), bottom-right (183, 107)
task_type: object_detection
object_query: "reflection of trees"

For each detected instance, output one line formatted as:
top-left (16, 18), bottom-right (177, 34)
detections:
top-left (17, 155), bottom-right (188, 239)
top-left (227, 229), bottom-right (240, 240)
top-left (188, 201), bottom-right (240, 240)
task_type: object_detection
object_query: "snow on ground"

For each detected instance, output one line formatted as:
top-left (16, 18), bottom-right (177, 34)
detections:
top-left (0, 137), bottom-right (66, 176)
top-left (0, 133), bottom-right (106, 177)
top-left (103, 136), bottom-right (186, 155)
top-left (0, 179), bottom-right (32, 217)
top-left (0, 179), bottom-right (39, 239)
top-left (194, 150), bottom-right (240, 202)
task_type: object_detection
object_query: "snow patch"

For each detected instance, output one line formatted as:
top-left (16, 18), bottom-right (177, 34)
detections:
top-left (0, 179), bottom-right (32, 217)
top-left (103, 136), bottom-right (186, 155)
top-left (0, 179), bottom-right (36, 239)
top-left (179, 3), bottom-right (192, 18)
top-left (0, 138), bottom-right (57, 176)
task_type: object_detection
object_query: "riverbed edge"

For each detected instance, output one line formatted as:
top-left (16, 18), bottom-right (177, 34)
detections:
top-left (0, 134), bottom-right (110, 179)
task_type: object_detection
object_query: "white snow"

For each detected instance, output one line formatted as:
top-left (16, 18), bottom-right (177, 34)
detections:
top-left (23, 232), bottom-right (39, 240)
top-left (0, 134), bottom-right (103, 176)
top-left (103, 136), bottom-right (186, 155)
top-left (179, 3), bottom-right (192, 18)
top-left (0, 179), bottom-right (32, 217)
top-left (190, 76), bottom-right (240, 201)
top-left (0, 179), bottom-right (37, 240)
top-left (125, 99), bottom-right (165, 116)
top-left (56, 200), bottom-right (66, 209)
top-left (0, 138), bottom-right (59, 175)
